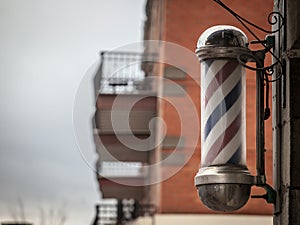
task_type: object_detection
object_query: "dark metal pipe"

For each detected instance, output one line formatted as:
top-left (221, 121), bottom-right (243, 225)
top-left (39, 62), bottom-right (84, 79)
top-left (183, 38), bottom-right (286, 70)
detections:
top-left (255, 50), bottom-right (266, 183)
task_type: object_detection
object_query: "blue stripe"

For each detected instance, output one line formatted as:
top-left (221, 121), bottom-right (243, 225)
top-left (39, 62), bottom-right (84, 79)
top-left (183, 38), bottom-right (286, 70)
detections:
top-left (204, 59), bottom-right (213, 76)
top-left (204, 79), bottom-right (241, 140)
top-left (227, 145), bottom-right (242, 164)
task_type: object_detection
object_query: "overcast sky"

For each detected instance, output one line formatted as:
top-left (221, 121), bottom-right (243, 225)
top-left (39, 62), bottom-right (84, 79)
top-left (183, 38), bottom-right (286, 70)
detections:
top-left (0, 0), bottom-right (146, 224)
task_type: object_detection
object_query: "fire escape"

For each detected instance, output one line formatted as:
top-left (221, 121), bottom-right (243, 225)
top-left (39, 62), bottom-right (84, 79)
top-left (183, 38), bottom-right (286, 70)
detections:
top-left (93, 51), bottom-right (157, 225)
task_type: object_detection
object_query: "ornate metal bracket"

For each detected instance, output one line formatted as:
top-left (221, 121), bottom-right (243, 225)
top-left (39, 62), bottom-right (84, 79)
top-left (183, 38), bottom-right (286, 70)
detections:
top-left (213, 0), bottom-right (285, 82)
top-left (213, 0), bottom-right (285, 206)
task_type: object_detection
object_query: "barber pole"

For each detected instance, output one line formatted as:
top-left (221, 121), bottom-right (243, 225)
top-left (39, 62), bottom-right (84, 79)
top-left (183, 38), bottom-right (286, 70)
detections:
top-left (195, 25), bottom-right (255, 211)
top-left (201, 59), bottom-right (246, 168)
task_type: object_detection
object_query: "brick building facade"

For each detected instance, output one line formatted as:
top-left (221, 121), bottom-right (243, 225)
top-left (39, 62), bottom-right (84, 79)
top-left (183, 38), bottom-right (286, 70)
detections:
top-left (95, 1), bottom-right (276, 224)
top-left (144, 0), bottom-right (274, 215)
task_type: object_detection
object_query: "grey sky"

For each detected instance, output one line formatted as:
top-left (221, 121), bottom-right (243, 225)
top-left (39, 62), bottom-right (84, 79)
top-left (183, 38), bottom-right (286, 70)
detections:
top-left (0, 0), bottom-right (146, 224)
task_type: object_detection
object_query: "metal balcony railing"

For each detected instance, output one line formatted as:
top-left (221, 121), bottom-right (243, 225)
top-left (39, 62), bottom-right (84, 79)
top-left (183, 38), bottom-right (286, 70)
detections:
top-left (99, 162), bottom-right (148, 178)
top-left (98, 51), bottom-right (157, 94)
top-left (92, 199), bottom-right (156, 225)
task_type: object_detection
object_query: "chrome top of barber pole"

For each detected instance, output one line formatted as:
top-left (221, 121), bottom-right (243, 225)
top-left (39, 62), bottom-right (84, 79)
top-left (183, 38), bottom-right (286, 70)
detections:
top-left (195, 25), bottom-right (255, 212)
top-left (196, 25), bottom-right (249, 60)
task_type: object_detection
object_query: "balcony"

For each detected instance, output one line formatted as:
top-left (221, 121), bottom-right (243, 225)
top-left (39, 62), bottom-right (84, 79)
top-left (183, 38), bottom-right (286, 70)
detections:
top-left (94, 51), bottom-right (159, 204)
top-left (98, 51), bottom-right (157, 95)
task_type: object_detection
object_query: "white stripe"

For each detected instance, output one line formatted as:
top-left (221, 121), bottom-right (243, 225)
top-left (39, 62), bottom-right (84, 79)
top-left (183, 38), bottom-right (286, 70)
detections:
top-left (210, 128), bottom-right (243, 165)
top-left (201, 95), bottom-right (242, 161)
top-left (201, 60), bottom-right (227, 92)
top-left (204, 66), bottom-right (241, 121)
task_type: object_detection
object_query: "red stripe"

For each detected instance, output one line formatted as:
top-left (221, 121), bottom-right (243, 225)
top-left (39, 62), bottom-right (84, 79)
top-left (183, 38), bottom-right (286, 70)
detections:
top-left (204, 60), bottom-right (239, 107)
top-left (202, 111), bottom-right (241, 167)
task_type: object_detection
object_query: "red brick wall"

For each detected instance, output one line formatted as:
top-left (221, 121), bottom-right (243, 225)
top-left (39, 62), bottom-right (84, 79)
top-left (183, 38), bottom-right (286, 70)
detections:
top-left (160, 0), bottom-right (274, 214)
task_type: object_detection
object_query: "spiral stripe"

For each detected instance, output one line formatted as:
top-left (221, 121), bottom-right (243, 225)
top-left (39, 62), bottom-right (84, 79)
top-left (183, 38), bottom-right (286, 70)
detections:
top-left (203, 60), bottom-right (227, 91)
top-left (202, 95), bottom-right (242, 160)
top-left (202, 112), bottom-right (241, 167)
top-left (211, 129), bottom-right (243, 165)
top-left (204, 60), bottom-right (239, 106)
top-left (202, 59), bottom-right (243, 167)
top-left (204, 79), bottom-right (241, 140)
top-left (204, 66), bottom-right (241, 121)
top-left (228, 145), bottom-right (242, 164)
top-left (204, 59), bottom-right (214, 75)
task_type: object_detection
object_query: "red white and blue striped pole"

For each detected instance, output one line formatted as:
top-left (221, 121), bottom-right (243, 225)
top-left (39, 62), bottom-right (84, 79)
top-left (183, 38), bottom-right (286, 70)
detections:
top-left (195, 25), bottom-right (254, 212)
top-left (201, 58), bottom-right (246, 167)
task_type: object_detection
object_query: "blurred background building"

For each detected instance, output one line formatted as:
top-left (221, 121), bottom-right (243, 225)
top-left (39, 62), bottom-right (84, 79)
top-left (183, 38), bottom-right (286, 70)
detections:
top-left (93, 0), bottom-right (274, 224)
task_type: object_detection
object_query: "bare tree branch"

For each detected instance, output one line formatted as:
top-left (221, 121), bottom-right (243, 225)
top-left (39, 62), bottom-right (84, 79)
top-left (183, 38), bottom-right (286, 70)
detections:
top-left (17, 197), bottom-right (26, 222)
top-left (39, 205), bottom-right (45, 225)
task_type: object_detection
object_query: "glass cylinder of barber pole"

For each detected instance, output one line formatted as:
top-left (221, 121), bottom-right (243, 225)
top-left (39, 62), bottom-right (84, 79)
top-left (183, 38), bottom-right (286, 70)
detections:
top-left (194, 25), bottom-right (254, 212)
top-left (197, 25), bottom-right (249, 168)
